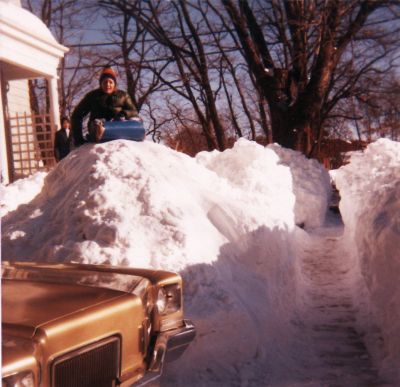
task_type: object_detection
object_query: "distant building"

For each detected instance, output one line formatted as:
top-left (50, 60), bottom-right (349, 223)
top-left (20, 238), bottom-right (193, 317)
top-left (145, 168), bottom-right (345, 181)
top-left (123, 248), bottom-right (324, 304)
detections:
top-left (318, 138), bottom-right (368, 170)
top-left (0, 0), bottom-right (68, 184)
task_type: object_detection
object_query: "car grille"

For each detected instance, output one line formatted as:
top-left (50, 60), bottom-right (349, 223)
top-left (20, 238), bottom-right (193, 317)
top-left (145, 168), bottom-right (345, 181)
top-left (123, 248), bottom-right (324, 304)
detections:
top-left (52, 336), bottom-right (120, 387)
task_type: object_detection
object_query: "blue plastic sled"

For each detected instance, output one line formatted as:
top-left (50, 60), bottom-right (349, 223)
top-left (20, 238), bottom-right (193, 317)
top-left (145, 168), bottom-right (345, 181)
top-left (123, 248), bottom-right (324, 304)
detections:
top-left (100, 120), bottom-right (146, 142)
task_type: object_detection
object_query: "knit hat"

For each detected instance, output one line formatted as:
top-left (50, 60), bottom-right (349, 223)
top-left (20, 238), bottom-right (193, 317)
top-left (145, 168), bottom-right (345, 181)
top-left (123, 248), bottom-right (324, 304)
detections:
top-left (99, 66), bottom-right (117, 84)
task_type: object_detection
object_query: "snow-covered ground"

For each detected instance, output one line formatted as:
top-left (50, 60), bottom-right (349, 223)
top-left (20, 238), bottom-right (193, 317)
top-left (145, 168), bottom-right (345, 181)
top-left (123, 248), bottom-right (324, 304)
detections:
top-left (1, 138), bottom-right (399, 385)
top-left (0, 171), bottom-right (47, 217)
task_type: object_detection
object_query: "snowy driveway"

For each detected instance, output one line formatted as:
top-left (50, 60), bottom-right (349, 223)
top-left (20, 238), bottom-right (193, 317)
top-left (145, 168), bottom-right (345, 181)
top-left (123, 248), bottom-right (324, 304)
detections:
top-left (162, 213), bottom-right (389, 386)
top-left (295, 214), bottom-right (386, 386)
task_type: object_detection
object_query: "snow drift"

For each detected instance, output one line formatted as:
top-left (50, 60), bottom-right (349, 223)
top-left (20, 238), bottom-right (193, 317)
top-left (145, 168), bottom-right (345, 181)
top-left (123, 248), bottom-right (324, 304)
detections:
top-left (0, 171), bottom-right (47, 217)
top-left (1, 138), bottom-right (330, 384)
top-left (334, 139), bottom-right (400, 382)
top-left (1, 139), bottom-right (330, 267)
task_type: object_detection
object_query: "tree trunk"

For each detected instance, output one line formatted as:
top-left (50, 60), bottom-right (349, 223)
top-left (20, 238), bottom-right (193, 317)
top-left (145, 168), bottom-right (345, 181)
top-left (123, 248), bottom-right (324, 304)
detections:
top-left (269, 102), bottom-right (297, 149)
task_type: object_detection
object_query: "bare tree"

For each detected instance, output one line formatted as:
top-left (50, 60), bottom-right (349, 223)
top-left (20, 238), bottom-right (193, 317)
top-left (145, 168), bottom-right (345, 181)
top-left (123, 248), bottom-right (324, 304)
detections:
top-left (221, 0), bottom-right (400, 155)
top-left (98, 0), bottom-right (229, 151)
top-left (27, 0), bottom-right (399, 156)
top-left (355, 75), bottom-right (400, 141)
top-left (163, 104), bottom-right (209, 156)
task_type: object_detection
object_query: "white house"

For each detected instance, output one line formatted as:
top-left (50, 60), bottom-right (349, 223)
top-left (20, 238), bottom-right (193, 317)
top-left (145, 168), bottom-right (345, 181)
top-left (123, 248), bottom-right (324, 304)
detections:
top-left (0, 0), bottom-right (68, 183)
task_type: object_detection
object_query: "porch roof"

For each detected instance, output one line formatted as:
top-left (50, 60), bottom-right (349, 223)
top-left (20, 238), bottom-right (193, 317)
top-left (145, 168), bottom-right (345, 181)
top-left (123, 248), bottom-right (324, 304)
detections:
top-left (0, 1), bottom-right (68, 81)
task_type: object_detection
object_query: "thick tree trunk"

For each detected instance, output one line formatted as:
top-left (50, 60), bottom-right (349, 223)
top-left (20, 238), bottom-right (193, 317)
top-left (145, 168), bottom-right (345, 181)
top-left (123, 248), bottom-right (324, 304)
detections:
top-left (259, 101), bottom-right (271, 143)
top-left (207, 101), bottom-right (226, 151)
top-left (269, 103), bottom-right (297, 149)
top-left (269, 101), bottom-right (320, 154)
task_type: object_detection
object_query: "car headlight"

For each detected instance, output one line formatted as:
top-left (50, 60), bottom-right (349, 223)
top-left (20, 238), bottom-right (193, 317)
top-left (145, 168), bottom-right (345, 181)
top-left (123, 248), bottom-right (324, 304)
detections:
top-left (156, 284), bottom-right (181, 315)
top-left (156, 287), bottom-right (167, 314)
top-left (2, 371), bottom-right (35, 387)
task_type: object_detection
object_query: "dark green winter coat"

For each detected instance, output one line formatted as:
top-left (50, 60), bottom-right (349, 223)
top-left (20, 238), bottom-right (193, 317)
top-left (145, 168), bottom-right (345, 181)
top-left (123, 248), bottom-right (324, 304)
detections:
top-left (71, 88), bottom-right (138, 145)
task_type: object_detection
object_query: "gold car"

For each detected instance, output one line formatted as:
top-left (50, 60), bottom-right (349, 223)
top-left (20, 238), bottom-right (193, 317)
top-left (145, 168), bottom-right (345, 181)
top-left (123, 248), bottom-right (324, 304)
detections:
top-left (2, 261), bottom-right (195, 386)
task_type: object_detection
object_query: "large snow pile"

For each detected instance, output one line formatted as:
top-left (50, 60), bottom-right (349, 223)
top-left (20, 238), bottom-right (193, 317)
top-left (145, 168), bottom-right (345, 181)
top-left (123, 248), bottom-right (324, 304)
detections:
top-left (198, 141), bottom-right (330, 229)
top-left (334, 139), bottom-right (400, 381)
top-left (1, 138), bottom-right (330, 384)
top-left (269, 144), bottom-right (331, 228)
top-left (1, 139), bottom-right (330, 267)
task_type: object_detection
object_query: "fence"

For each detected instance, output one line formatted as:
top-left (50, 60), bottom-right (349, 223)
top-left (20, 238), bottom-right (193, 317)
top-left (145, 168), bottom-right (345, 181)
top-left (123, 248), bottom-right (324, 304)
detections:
top-left (8, 112), bottom-right (56, 180)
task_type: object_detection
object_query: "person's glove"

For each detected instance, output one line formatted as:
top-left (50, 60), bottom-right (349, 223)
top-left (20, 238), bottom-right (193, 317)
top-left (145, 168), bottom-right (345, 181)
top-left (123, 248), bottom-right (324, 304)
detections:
top-left (114, 112), bottom-right (126, 121)
top-left (88, 119), bottom-right (105, 142)
top-left (129, 116), bottom-right (143, 123)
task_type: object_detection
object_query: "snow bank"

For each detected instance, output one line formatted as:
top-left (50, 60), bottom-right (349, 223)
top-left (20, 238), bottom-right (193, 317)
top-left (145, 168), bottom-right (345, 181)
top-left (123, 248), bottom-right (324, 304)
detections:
top-left (198, 140), bottom-right (331, 229)
top-left (0, 172), bottom-right (46, 217)
top-left (334, 139), bottom-right (400, 382)
top-left (268, 144), bottom-right (331, 228)
top-left (1, 138), bottom-right (329, 384)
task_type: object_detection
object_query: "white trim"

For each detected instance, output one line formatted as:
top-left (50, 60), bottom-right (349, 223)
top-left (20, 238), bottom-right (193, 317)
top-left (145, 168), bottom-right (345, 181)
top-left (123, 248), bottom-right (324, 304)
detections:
top-left (0, 70), bottom-right (10, 184)
top-left (0, 19), bottom-right (68, 58)
top-left (0, 37), bottom-right (64, 78)
top-left (48, 77), bottom-right (60, 132)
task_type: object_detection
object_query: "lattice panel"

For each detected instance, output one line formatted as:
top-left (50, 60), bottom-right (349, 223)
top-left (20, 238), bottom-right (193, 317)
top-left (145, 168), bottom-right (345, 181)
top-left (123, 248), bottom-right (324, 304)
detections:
top-left (8, 112), bottom-right (56, 180)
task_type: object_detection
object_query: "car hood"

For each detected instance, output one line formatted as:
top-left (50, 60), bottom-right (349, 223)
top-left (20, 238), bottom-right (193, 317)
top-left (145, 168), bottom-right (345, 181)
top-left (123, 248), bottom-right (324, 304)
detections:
top-left (2, 262), bottom-right (151, 338)
top-left (2, 279), bottom-right (130, 337)
top-left (2, 333), bottom-right (38, 375)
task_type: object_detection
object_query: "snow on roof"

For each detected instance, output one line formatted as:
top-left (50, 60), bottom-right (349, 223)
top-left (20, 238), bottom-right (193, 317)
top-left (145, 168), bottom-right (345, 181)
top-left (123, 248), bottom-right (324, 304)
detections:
top-left (0, 0), bottom-right (61, 47)
top-left (0, 0), bottom-right (68, 79)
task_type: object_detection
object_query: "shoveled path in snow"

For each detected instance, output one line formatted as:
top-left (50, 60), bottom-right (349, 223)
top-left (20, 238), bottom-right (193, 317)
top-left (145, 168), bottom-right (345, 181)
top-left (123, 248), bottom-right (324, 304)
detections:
top-left (296, 212), bottom-right (387, 387)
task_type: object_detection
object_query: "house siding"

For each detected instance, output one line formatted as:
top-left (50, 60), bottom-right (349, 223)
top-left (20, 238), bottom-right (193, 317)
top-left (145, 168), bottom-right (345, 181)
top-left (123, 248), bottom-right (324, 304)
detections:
top-left (0, 0), bottom-right (67, 183)
top-left (7, 79), bottom-right (31, 115)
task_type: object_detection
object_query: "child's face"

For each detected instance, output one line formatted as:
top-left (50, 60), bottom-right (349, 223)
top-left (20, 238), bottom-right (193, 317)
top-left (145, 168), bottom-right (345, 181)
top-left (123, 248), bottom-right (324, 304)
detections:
top-left (101, 78), bottom-right (116, 94)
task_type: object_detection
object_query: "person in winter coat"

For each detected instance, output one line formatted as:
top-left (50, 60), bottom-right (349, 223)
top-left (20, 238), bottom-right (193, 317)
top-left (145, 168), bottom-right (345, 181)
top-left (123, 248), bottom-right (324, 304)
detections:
top-left (54, 116), bottom-right (72, 162)
top-left (71, 66), bottom-right (138, 146)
